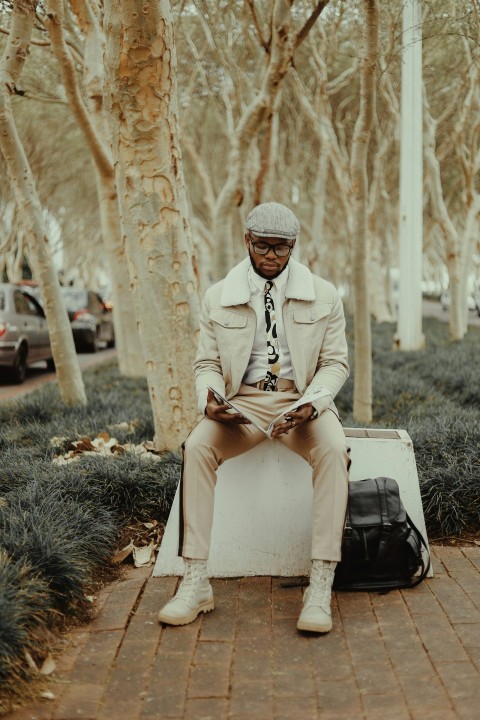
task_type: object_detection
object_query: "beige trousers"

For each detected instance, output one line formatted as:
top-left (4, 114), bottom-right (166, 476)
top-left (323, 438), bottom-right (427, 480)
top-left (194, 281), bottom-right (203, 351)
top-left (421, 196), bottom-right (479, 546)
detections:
top-left (178, 384), bottom-right (350, 562)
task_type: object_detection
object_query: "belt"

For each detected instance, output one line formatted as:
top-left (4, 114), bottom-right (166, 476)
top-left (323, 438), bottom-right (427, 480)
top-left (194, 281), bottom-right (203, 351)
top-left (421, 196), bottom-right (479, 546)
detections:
top-left (248, 379), bottom-right (296, 392)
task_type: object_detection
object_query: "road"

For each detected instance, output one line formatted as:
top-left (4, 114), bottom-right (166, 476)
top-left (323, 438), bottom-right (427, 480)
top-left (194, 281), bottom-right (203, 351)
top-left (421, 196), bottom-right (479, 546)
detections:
top-left (422, 298), bottom-right (480, 328)
top-left (0, 347), bottom-right (117, 403)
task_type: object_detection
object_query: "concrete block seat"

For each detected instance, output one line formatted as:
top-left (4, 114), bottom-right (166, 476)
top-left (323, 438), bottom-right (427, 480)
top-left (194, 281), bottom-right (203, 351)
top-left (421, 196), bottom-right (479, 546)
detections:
top-left (154, 428), bottom-right (432, 578)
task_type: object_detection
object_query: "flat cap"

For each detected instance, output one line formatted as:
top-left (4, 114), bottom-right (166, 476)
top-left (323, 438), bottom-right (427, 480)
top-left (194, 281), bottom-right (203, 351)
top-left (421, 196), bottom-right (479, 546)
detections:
top-left (245, 202), bottom-right (300, 240)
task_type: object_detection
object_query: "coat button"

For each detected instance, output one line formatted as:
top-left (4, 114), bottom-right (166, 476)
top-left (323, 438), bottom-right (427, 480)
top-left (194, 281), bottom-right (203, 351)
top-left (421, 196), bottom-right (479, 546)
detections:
top-left (310, 315), bottom-right (315, 321)
top-left (224, 321), bottom-right (230, 326)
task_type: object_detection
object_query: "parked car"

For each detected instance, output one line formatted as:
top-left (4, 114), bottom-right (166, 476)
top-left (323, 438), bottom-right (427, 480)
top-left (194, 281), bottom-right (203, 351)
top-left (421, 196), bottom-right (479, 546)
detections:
top-left (61, 287), bottom-right (115, 352)
top-left (0, 283), bottom-right (54, 383)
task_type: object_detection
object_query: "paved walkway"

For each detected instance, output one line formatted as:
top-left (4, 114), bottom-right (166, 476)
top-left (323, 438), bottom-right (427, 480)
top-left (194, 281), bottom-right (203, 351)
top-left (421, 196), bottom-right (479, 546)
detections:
top-left (7, 546), bottom-right (480, 720)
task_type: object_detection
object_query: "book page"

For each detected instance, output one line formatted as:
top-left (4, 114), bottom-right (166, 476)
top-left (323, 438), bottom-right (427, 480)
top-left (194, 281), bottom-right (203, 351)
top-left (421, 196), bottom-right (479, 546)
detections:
top-left (208, 386), bottom-right (332, 439)
top-left (208, 388), bottom-right (270, 436)
top-left (265, 387), bottom-right (332, 436)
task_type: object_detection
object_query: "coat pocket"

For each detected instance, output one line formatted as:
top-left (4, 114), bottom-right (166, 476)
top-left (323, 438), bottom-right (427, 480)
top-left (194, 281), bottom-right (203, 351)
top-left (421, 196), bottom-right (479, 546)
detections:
top-left (209, 309), bottom-right (249, 329)
top-left (209, 309), bottom-right (253, 386)
top-left (292, 304), bottom-right (331, 364)
top-left (292, 303), bottom-right (332, 325)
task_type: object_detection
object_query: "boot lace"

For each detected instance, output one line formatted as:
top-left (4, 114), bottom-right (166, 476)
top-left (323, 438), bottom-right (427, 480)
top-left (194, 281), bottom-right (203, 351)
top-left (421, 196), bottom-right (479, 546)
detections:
top-left (175, 562), bottom-right (206, 602)
top-left (304, 566), bottom-right (334, 613)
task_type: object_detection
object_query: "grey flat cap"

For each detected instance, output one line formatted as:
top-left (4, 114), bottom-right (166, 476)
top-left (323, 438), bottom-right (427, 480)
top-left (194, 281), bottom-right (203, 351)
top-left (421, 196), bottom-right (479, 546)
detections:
top-left (245, 202), bottom-right (300, 240)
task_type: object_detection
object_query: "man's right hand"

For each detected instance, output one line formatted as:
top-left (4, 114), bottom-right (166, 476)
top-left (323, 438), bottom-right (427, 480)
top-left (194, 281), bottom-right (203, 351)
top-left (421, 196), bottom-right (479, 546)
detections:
top-left (205, 389), bottom-right (251, 424)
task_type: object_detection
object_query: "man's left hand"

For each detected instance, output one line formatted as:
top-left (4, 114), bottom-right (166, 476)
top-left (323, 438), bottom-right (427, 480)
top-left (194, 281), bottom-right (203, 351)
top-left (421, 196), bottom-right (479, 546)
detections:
top-left (270, 403), bottom-right (313, 438)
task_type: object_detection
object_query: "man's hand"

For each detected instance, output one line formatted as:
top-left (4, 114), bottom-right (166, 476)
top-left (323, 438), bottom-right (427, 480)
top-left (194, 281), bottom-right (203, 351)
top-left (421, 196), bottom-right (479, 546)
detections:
top-left (270, 403), bottom-right (313, 438)
top-left (205, 389), bottom-right (251, 425)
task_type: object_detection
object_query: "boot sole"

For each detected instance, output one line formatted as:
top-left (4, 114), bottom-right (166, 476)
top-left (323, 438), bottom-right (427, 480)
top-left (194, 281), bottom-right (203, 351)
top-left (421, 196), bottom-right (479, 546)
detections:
top-left (158, 599), bottom-right (215, 626)
top-left (297, 618), bottom-right (332, 633)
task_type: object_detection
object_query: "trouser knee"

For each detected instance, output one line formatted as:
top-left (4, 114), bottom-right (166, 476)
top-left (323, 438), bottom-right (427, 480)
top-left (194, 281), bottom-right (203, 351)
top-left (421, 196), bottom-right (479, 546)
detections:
top-left (310, 439), bottom-right (349, 468)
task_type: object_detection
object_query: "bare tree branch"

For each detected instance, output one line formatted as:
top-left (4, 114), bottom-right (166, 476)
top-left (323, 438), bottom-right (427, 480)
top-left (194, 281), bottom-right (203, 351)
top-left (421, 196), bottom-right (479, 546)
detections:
top-left (44, 0), bottom-right (112, 179)
top-left (245, 0), bottom-right (270, 53)
top-left (295, 0), bottom-right (330, 49)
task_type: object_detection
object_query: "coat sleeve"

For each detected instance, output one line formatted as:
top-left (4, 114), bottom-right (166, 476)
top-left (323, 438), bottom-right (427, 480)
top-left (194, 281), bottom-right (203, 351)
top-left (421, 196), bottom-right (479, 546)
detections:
top-left (305, 289), bottom-right (349, 406)
top-left (193, 288), bottom-right (226, 414)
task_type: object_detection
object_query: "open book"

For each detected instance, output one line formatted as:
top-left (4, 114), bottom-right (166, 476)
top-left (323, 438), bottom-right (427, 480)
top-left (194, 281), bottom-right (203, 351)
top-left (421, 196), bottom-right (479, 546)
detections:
top-left (208, 386), bottom-right (331, 439)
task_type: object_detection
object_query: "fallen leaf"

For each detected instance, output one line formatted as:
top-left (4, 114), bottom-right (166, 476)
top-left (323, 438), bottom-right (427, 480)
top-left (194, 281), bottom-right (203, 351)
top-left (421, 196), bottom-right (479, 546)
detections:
top-left (40, 691), bottom-right (56, 700)
top-left (50, 436), bottom-right (67, 447)
top-left (24, 650), bottom-right (38, 671)
top-left (133, 541), bottom-right (156, 567)
top-left (72, 439), bottom-right (95, 452)
top-left (142, 521), bottom-right (158, 529)
top-left (97, 431), bottom-right (110, 442)
top-left (40, 655), bottom-right (56, 675)
top-left (112, 540), bottom-right (134, 564)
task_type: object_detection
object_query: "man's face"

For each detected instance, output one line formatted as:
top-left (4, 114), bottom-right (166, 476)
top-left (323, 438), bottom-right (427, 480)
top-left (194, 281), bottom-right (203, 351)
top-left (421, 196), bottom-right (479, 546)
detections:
top-left (245, 232), bottom-right (295, 279)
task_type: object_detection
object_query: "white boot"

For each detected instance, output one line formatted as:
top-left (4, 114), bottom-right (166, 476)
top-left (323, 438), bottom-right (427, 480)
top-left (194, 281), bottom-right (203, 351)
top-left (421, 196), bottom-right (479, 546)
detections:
top-left (297, 560), bottom-right (336, 633)
top-left (157, 559), bottom-right (214, 626)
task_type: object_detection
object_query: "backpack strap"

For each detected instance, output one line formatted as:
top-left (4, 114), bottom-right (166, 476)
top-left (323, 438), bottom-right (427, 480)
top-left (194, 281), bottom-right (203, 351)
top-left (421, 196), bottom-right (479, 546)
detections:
top-left (405, 511), bottom-right (431, 587)
top-left (375, 478), bottom-right (393, 562)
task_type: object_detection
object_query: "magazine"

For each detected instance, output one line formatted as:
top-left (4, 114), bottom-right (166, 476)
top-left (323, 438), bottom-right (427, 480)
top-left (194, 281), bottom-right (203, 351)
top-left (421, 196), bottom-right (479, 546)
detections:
top-left (208, 386), bottom-right (331, 439)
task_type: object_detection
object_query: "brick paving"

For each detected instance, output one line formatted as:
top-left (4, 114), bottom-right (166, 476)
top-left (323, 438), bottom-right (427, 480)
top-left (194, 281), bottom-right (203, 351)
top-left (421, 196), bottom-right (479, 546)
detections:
top-left (6, 546), bottom-right (480, 720)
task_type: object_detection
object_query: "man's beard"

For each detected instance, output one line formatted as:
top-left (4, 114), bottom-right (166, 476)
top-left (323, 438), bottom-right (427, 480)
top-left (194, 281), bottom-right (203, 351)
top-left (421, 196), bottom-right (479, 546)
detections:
top-left (248, 248), bottom-right (289, 279)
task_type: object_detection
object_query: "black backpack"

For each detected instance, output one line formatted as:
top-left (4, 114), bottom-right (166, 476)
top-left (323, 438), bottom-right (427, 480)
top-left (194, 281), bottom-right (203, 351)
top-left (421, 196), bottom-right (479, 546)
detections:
top-left (333, 477), bottom-right (430, 592)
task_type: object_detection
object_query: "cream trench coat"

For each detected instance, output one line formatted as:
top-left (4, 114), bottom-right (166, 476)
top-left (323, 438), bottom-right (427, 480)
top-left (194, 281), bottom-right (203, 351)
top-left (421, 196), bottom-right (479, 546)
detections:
top-left (194, 257), bottom-right (349, 416)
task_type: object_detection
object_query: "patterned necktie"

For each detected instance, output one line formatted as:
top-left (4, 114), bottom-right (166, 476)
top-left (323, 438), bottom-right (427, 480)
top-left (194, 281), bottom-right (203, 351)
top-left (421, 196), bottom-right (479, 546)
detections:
top-left (264, 280), bottom-right (281, 391)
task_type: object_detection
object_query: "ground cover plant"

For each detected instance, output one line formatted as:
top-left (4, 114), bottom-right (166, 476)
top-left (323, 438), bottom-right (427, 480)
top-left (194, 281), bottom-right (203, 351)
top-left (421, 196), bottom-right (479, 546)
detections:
top-left (0, 315), bottom-right (479, 709)
top-left (0, 365), bottom-right (179, 712)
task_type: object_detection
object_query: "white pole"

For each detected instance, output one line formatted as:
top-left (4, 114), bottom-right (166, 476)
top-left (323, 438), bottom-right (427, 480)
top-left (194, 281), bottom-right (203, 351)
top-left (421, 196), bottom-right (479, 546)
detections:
top-left (396, 0), bottom-right (424, 350)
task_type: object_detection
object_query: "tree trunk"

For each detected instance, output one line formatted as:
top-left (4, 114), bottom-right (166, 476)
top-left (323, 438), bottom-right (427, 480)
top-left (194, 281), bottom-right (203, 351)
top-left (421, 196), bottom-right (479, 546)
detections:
top-left (45, 0), bottom-right (144, 376)
top-left (423, 90), bottom-right (465, 341)
top-left (0, 0), bottom-right (86, 405)
top-left (308, 137), bottom-right (329, 274)
top-left (459, 194), bottom-right (480, 328)
top-left (104, 0), bottom-right (201, 451)
top-left (254, 103), bottom-right (277, 206)
top-left (350, 0), bottom-right (378, 423)
top-left (94, 173), bottom-right (145, 373)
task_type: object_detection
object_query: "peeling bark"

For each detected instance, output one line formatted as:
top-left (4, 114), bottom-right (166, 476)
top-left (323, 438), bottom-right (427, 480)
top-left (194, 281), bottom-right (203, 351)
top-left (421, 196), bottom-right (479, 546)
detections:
top-left (104, 0), bottom-right (200, 451)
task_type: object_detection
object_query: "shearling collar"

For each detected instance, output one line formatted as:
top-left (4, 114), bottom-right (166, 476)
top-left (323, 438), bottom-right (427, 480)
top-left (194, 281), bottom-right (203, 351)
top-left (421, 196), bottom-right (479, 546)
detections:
top-left (220, 257), bottom-right (316, 307)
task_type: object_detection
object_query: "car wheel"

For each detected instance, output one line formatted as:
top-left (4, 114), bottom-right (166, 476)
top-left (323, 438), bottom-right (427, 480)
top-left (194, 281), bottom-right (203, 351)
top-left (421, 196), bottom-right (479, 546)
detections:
top-left (106, 333), bottom-right (115, 349)
top-left (46, 357), bottom-right (55, 372)
top-left (12, 348), bottom-right (27, 384)
top-left (86, 331), bottom-right (99, 353)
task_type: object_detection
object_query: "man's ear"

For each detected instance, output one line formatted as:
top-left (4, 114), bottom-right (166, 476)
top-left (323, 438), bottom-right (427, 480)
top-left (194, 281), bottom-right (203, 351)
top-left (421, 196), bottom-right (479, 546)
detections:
top-left (244, 233), bottom-right (250, 250)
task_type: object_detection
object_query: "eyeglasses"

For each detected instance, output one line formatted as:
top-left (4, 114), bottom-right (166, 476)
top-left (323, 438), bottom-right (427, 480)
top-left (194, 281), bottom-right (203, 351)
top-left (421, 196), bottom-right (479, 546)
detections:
top-left (249, 238), bottom-right (294, 257)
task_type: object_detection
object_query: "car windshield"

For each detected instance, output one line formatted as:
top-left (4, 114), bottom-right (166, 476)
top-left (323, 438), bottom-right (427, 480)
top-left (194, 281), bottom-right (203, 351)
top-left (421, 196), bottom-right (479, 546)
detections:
top-left (62, 289), bottom-right (88, 312)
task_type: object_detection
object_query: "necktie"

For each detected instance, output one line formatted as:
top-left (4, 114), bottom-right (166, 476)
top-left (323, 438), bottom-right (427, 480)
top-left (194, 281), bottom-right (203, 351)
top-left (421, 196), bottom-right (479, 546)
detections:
top-left (264, 280), bottom-right (280, 390)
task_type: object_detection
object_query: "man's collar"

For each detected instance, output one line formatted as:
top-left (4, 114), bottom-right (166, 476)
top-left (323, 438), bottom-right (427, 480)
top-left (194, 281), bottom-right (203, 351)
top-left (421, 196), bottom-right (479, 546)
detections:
top-left (220, 257), bottom-right (316, 306)
top-left (248, 264), bottom-right (289, 292)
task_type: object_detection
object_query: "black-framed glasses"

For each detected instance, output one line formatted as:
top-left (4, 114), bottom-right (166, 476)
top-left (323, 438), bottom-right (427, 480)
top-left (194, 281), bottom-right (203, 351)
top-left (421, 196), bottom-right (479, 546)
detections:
top-left (248, 238), bottom-right (294, 257)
